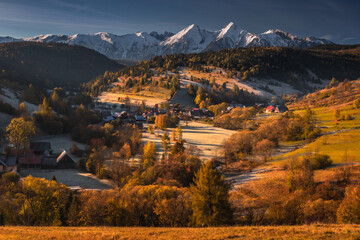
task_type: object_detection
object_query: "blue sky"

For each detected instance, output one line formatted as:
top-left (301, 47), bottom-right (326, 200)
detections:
top-left (0, 0), bottom-right (359, 44)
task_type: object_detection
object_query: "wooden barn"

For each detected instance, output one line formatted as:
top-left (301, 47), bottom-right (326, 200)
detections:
top-left (56, 151), bottom-right (76, 168)
top-left (19, 156), bottom-right (42, 169)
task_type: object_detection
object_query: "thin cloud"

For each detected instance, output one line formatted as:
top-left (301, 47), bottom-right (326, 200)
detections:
top-left (320, 34), bottom-right (333, 40)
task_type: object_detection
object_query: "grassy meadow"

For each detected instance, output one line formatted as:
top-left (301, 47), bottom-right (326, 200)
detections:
top-left (2, 225), bottom-right (360, 240)
top-left (272, 101), bottom-right (360, 164)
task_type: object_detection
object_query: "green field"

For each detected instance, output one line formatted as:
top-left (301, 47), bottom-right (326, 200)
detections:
top-left (271, 104), bottom-right (360, 164)
top-left (2, 225), bottom-right (360, 240)
top-left (273, 129), bottom-right (360, 164)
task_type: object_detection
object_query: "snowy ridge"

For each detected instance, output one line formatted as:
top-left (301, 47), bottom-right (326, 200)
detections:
top-left (0, 22), bottom-right (332, 60)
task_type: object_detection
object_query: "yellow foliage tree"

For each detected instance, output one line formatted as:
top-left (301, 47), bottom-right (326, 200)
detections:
top-left (6, 117), bottom-right (36, 151)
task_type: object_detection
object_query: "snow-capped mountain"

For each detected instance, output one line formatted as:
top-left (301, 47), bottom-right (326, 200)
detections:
top-left (160, 24), bottom-right (217, 54)
top-left (0, 22), bottom-right (332, 60)
top-left (150, 31), bottom-right (174, 41)
top-left (24, 32), bottom-right (161, 60)
top-left (0, 36), bottom-right (22, 44)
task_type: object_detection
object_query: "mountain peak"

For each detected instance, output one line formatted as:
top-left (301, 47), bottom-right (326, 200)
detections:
top-left (217, 22), bottom-right (242, 41)
top-left (162, 24), bottom-right (200, 46)
top-left (0, 22), bottom-right (332, 60)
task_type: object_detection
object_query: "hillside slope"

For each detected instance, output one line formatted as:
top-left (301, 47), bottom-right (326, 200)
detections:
top-left (0, 42), bottom-right (124, 88)
top-left (94, 45), bottom-right (360, 95)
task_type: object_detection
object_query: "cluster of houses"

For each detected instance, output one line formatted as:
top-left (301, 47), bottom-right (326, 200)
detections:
top-left (99, 106), bottom-right (215, 125)
top-left (0, 141), bottom-right (76, 177)
top-left (265, 105), bottom-right (289, 114)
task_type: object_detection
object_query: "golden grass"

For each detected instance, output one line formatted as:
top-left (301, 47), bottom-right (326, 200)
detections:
top-left (181, 68), bottom-right (262, 95)
top-left (98, 87), bottom-right (171, 107)
top-left (2, 225), bottom-right (360, 240)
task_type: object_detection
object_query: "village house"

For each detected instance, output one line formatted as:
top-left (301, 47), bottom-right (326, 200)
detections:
top-left (30, 141), bottom-right (51, 155)
top-left (265, 105), bottom-right (289, 113)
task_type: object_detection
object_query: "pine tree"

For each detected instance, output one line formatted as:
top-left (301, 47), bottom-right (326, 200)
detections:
top-left (176, 126), bottom-right (183, 141)
top-left (190, 161), bottom-right (233, 226)
top-left (51, 175), bottom-right (57, 182)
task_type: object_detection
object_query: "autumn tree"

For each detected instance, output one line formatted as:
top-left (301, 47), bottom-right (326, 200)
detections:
top-left (353, 99), bottom-right (360, 109)
top-left (333, 109), bottom-right (341, 122)
top-left (287, 158), bottom-right (314, 192)
top-left (86, 146), bottom-right (107, 176)
top-left (328, 77), bottom-right (338, 88)
top-left (190, 162), bottom-right (233, 226)
top-left (6, 117), bottom-right (36, 152)
top-left (17, 102), bottom-right (30, 120)
top-left (143, 141), bottom-right (157, 169)
top-left (110, 154), bottom-right (131, 188)
top-left (337, 186), bottom-right (360, 223)
top-left (17, 176), bottom-right (71, 226)
top-left (254, 139), bottom-right (276, 162)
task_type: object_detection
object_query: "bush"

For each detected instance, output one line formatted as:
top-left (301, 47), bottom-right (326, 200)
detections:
top-left (337, 186), bottom-right (360, 223)
top-left (306, 154), bottom-right (332, 170)
top-left (148, 116), bottom-right (156, 123)
top-left (303, 199), bottom-right (338, 224)
top-left (287, 158), bottom-right (314, 192)
top-left (353, 99), bottom-right (360, 108)
top-left (1, 172), bottom-right (20, 184)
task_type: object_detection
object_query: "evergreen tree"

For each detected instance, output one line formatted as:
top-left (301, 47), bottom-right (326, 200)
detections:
top-left (161, 131), bottom-right (171, 158)
top-left (190, 161), bottom-right (233, 226)
top-left (176, 125), bottom-right (183, 141)
top-left (51, 175), bottom-right (57, 182)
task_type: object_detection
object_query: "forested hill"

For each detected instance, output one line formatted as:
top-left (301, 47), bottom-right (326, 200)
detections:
top-left (120, 44), bottom-right (360, 86)
top-left (0, 42), bottom-right (124, 89)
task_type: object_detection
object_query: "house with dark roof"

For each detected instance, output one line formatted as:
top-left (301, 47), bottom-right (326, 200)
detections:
top-left (0, 154), bottom-right (17, 172)
top-left (0, 155), bottom-right (7, 173)
top-left (275, 106), bottom-right (289, 113)
top-left (19, 156), bottom-right (42, 169)
top-left (30, 142), bottom-right (51, 155)
top-left (41, 156), bottom-right (58, 169)
top-left (56, 151), bottom-right (75, 168)
top-left (266, 105), bottom-right (289, 114)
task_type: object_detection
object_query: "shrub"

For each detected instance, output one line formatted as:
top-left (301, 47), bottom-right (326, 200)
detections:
top-left (1, 172), bottom-right (20, 184)
top-left (353, 99), bottom-right (360, 108)
top-left (303, 199), bottom-right (338, 224)
top-left (337, 186), bottom-right (360, 223)
top-left (287, 158), bottom-right (314, 192)
top-left (306, 154), bottom-right (332, 170)
top-left (335, 166), bottom-right (351, 184)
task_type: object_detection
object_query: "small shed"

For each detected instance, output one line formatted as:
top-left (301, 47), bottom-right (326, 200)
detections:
top-left (56, 151), bottom-right (75, 168)
top-left (30, 142), bottom-right (51, 155)
top-left (19, 156), bottom-right (42, 169)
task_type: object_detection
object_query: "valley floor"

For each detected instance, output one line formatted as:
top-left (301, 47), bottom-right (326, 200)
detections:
top-left (1, 225), bottom-right (360, 239)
